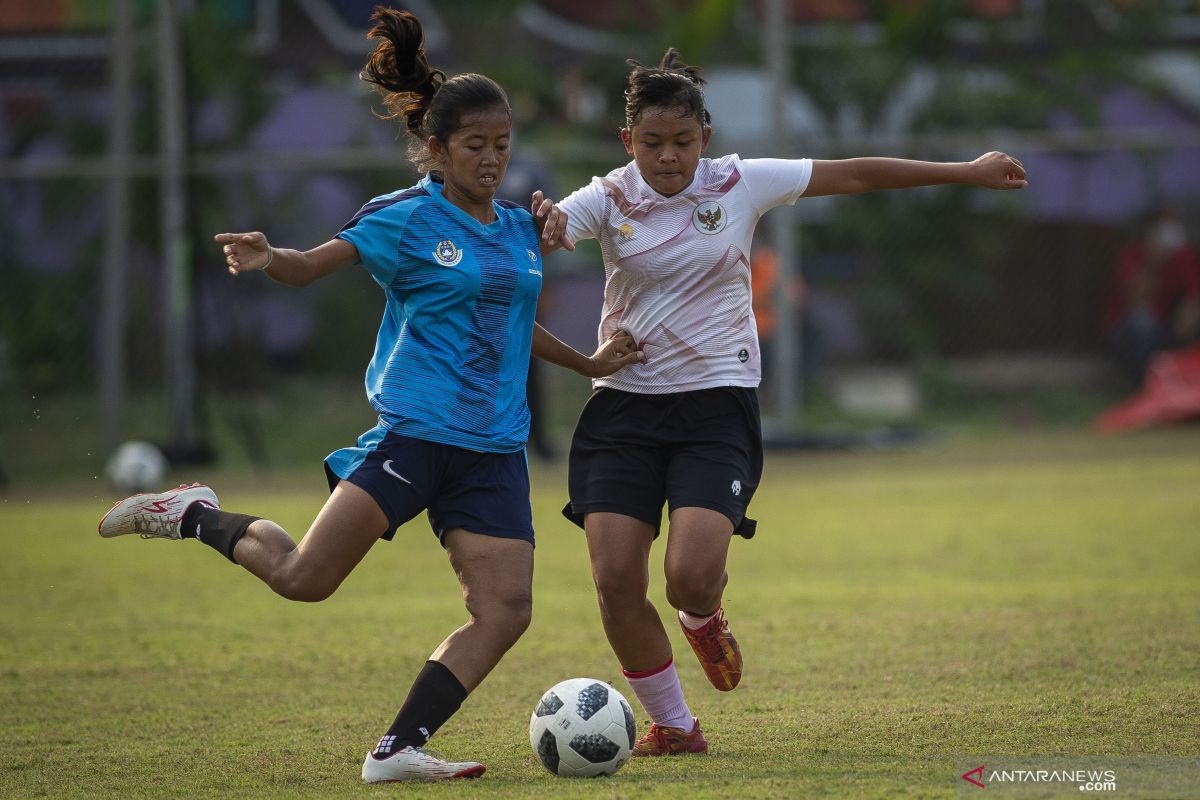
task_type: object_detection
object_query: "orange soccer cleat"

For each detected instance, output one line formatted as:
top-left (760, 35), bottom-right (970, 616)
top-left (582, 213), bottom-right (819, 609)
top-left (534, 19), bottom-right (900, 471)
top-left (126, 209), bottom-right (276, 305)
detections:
top-left (680, 608), bottom-right (742, 691)
top-left (631, 718), bottom-right (708, 757)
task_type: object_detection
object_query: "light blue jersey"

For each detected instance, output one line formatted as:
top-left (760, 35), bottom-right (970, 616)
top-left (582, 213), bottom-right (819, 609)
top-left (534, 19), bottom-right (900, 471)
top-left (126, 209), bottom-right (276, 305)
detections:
top-left (333, 175), bottom-right (543, 454)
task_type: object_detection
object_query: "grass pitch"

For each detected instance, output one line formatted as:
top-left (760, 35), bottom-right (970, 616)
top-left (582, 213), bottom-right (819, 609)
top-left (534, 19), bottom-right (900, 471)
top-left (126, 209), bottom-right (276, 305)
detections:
top-left (2, 427), bottom-right (1198, 798)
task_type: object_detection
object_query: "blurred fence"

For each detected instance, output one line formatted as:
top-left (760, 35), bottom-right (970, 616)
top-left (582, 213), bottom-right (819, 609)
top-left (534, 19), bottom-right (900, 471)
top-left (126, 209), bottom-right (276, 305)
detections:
top-left (3, 1), bottom-right (1200, 468)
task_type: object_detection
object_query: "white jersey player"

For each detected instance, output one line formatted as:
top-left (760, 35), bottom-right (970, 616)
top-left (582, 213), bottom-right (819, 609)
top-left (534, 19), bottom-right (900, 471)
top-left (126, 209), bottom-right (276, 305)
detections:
top-left (539, 47), bottom-right (1027, 757)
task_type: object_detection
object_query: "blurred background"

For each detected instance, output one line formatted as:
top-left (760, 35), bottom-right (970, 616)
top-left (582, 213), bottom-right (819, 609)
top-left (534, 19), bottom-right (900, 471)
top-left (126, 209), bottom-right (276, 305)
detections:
top-left (2, 0), bottom-right (1200, 489)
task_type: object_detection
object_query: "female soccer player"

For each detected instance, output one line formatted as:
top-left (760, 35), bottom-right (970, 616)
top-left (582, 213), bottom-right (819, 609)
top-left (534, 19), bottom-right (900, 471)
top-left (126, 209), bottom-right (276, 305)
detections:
top-left (555, 48), bottom-right (1027, 756)
top-left (97, 9), bottom-right (639, 784)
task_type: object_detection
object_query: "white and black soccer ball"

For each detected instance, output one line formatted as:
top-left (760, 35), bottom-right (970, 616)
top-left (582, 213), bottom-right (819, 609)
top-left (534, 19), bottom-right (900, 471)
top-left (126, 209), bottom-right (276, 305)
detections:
top-left (105, 440), bottom-right (168, 493)
top-left (529, 678), bottom-right (636, 778)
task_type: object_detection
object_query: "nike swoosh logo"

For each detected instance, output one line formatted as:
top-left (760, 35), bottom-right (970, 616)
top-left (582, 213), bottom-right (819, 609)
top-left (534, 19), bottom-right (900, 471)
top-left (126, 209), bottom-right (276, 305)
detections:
top-left (381, 460), bottom-right (412, 484)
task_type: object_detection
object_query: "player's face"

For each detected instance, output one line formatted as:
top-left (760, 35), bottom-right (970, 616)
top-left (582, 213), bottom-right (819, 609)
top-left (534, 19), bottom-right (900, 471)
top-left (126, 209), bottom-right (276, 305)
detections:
top-left (621, 107), bottom-right (711, 197)
top-left (432, 105), bottom-right (512, 210)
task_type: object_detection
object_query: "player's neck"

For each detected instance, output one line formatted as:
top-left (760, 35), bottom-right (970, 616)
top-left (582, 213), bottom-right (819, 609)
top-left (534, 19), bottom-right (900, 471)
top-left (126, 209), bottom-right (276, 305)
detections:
top-left (441, 182), bottom-right (497, 225)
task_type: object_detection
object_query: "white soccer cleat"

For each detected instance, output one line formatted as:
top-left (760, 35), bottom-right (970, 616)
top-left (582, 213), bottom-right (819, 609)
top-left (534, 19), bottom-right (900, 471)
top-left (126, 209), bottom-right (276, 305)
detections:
top-left (97, 483), bottom-right (219, 540)
top-left (361, 746), bottom-right (486, 783)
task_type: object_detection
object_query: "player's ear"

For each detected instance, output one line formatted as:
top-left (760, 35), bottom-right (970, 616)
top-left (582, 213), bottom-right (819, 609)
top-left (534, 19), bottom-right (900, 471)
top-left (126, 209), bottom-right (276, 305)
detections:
top-left (701, 126), bottom-right (712, 152)
top-left (619, 127), bottom-right (634, 156)
top-left (428, 135), bottom-right (445, 164)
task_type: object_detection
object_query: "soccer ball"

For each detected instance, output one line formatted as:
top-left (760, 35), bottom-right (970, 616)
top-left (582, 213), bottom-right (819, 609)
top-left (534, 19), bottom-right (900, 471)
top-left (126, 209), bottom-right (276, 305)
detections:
top-left (105, 440), bottom-right (168, 493)
top-left (529, 678), bottom-right (635, 778)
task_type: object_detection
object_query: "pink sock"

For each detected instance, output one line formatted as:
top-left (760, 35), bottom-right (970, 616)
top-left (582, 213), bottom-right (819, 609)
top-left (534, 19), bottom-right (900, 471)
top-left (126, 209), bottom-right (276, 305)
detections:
top-left (679, 609), bottom-right (719, 630)
top-left (622, 659), bottom-right (695, 731)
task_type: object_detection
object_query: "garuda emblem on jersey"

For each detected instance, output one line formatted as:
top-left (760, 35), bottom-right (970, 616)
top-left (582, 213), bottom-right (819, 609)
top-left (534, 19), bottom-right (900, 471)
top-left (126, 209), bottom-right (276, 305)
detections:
top-left (433, 239), bottom-right (463, 266)
top-left (693, 201), bottom-right (727, 234)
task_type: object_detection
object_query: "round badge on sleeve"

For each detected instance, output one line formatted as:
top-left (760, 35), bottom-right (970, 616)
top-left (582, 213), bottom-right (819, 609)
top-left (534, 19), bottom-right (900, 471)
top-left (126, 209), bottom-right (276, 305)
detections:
top-left (693, 201), bottom-right (728, 235)
top-left (738, 348), bottom-right (749, 363)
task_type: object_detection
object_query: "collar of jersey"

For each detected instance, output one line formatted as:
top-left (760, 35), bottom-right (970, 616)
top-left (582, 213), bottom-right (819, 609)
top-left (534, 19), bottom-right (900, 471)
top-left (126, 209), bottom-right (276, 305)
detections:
top-left (421, 175), bottom-right (504, 236)
top-left (632, 160), bottom-right (703, 202)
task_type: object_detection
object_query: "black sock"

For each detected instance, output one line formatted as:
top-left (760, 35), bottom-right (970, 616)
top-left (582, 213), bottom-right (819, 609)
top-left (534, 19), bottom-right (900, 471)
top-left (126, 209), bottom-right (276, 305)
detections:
top-left (180, 504), bottom-right (259, 564)
top-left (372, 660), bottom-right (469, 758)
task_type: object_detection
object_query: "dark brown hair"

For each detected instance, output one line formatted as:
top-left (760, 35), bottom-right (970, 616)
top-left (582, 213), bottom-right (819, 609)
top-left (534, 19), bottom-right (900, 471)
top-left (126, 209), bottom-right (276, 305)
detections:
top-left (359, 7), bottom-right (510, 173)
top-left (624, 47), bottom-right (711, 130)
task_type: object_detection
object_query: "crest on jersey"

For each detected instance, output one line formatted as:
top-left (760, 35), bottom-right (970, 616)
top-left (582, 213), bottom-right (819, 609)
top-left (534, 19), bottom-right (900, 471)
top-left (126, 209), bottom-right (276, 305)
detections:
top-left (693, 201), bottom-right (727, 234)
top-left (433, 239), bottom-right (463, 266)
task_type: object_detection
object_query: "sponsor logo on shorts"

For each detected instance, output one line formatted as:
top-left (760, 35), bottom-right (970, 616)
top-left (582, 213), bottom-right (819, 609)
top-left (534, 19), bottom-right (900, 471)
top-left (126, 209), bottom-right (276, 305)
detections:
top-left (731, 480), bottom-right (742, 496)
top-left (382, 460), bottom-right (412, 484)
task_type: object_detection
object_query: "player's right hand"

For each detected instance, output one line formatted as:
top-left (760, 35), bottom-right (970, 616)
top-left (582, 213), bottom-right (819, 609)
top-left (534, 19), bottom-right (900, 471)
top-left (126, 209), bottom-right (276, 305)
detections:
top-left (213, 231), bottom-right (271, 275)
top-left (587, 329), bottom-right (645, 378)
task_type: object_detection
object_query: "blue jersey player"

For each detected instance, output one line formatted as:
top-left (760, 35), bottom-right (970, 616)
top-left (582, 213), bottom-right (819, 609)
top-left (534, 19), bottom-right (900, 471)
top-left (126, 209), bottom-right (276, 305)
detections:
top-left (97, 8), bottom-right (642, 784)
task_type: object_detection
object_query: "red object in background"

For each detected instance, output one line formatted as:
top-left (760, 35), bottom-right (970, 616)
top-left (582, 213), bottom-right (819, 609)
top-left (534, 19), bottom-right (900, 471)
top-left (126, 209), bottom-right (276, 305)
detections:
top-left (1095, 344), bottom-right (1200, 433)
top-left (971, 0), bottom-right (1019, 17)
top-left (0, 1), bottom-right (65, 31)
top-left (1102, 241), bottom-right (1200, 334)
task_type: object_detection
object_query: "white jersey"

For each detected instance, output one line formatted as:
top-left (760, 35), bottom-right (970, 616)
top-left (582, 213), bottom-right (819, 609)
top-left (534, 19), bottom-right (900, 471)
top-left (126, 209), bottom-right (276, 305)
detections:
top-left (561, 154), bottom-right (813, 394)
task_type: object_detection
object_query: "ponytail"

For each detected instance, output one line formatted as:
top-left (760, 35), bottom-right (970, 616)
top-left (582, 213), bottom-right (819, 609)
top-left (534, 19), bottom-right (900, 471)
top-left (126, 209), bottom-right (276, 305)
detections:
top-left (360, 8), bottom-right (444, 137)
top-left (359, 7), bottom-right (510, 174)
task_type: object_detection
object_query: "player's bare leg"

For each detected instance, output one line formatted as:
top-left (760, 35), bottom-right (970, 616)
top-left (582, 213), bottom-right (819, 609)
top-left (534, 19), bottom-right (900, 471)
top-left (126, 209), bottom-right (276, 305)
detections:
top-left (585, 512), bottom-right (706, 755)
top-left (230, 481), bottom-right (385, 601)
top-left (364, 529), bottom-right (532, 782)
top-left (664, 506), bottom-right (742, 691)
top-left (431, 529), bottom-right (534, 691)
top-left (98, 480), bottom-right (384, 602)
top-left (584, 512), bottom-right (669, 670)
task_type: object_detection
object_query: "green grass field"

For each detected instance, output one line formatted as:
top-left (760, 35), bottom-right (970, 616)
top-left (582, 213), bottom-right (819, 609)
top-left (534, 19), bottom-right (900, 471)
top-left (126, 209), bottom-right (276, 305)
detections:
top-left (2, 427), bottom-right (1198, 798)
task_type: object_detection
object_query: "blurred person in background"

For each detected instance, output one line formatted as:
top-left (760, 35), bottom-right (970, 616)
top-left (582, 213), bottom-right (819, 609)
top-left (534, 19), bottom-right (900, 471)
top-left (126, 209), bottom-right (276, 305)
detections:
top-left (749, 222), bottom-right (823, 398)
top-left (95, 8), bottom-right (639, 784)
top-left (1102, 208), bottom-right (1200, 385)
top-left (555, 47), bottom-right (1026, 757)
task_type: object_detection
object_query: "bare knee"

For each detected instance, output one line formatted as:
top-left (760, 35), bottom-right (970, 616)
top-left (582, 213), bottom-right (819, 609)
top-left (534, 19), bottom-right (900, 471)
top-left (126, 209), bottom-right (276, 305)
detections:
top-left (593, 565), bottom-right (649, 619)
top-left (269, 559), bottom-right (340, 603)
top-left (469, 590), bottom-right (533, 647)
top-left (664, 564), bottom-right (725, 614)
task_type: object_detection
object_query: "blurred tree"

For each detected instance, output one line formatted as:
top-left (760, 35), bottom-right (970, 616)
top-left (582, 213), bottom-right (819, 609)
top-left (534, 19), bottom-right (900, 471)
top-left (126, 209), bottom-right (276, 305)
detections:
top-left (793, 0), bottom-right (1178, 360)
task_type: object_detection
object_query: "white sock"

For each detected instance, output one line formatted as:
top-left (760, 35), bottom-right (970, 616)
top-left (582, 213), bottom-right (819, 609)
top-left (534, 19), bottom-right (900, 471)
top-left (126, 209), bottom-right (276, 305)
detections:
top-left (622, 659), bottom-right (695, 731)
top-left (679, 609), bottom-right (719, 630)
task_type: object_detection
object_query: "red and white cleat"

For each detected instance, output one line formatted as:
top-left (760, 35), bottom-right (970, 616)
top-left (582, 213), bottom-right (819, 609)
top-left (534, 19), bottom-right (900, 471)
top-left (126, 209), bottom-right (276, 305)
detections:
top-left (97, 483), bottom-right (219, 540)
top-left (680, 608), bottom-right (743, 691)
top-left (631, 717), bottom-right (708, 757)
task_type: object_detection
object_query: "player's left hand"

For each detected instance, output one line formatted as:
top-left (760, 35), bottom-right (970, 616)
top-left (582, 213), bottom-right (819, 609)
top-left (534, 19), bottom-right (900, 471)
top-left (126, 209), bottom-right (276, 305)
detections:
top-left (532, 190), bottom-right (575, 254)
top-left (969, 151), bottom-right (1028, 190)
top-left (585, 329), bottom-right (645, 378)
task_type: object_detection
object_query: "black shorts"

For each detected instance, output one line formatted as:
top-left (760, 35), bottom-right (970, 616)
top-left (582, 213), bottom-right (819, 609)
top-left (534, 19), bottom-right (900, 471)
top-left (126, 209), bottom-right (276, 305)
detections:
top-left (324, 430), bottom-right (534, 546)
top-left (562, 386), bottom-right (762, 538)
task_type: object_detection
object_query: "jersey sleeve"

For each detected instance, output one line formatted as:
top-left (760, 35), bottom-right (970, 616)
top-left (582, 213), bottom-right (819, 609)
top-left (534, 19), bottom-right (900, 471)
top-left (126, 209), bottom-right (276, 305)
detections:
top-left (336, 204), bottom-right (409, 286)
top-left (559, 178), bottom-right (607, 244)
top-left (738, 157), bottom-right (814, 215)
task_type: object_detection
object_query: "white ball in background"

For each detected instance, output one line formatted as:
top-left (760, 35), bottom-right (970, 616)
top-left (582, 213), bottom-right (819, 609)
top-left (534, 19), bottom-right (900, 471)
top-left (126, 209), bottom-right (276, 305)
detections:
top-left (105, 441), bottom-right (168, 493)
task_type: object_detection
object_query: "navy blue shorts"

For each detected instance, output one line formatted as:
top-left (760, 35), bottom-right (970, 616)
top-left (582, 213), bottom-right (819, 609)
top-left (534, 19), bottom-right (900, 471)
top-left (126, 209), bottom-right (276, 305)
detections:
top-left (324, 429), bottom-right (534, 546)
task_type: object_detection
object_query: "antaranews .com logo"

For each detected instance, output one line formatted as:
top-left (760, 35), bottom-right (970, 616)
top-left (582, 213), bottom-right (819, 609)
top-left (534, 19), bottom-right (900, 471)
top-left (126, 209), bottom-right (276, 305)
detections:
top-left (956, 758), bottom-right (1200, 798)
top-left (961, 764), bottom-right (1116, 792)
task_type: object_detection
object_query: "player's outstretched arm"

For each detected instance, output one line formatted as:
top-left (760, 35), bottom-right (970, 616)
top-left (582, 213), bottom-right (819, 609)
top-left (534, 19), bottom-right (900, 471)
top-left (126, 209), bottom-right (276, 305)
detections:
top-left (532, 325), bottom-right (644, 378)
top-left (530, 190), bottom-right (575, 257)
top-left (213, 232), bottom-right (359, 287)
top-left (803, 151), bottom-right (1027, 198)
